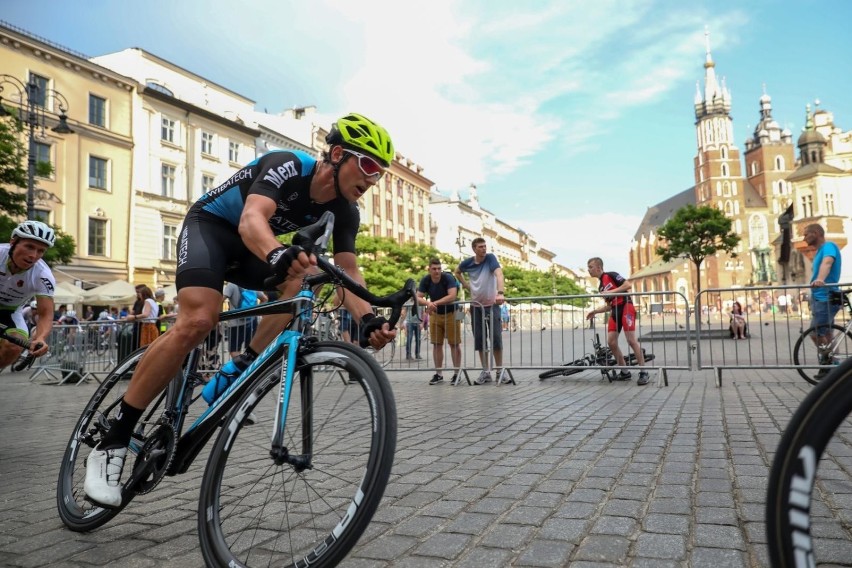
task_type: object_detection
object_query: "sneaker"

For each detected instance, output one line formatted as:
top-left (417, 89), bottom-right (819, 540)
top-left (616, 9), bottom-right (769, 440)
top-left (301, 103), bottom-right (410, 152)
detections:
top-left (84, 445), bottom-right (127, 508)
top-left (474, 371), bottom-right (493, 385)
top-left (637, 371), bottom-right (650, 386)
top-left (500, 373), bottom-right (512, 384)
top-left (429, 374), bottom-right (444, 385)
top-left (814, 368), bottom-right (830, 381)
top-left (415, 355), bottom-right (423, 360)
top-left (615, 370), bottom-right (632, 381)
top-left (450, 373), bottom-right (459, 386)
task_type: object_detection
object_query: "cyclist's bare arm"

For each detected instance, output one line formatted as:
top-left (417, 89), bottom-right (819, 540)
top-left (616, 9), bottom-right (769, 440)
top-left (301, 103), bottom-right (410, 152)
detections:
top-left (29, 296), bottom-right (54, 356)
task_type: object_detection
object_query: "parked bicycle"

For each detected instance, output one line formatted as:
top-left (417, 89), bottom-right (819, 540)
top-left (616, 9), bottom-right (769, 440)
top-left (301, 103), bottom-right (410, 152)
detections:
top-left (766, 356), bottom-right (852, 567)
top-left (539, 327), bottom-right (654, 381)
top-left (56, 212), bottom-right (415, 568)
top-left (792, 289), bottom-right (852, 384)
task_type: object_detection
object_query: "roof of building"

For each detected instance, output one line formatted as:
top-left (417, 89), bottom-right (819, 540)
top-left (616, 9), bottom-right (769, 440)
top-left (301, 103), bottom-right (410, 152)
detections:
top-left (633, 187), bottom-right (694, 241)
top-left (629, 258), bottom-right (683, 279)
top-left (787, 162), bottom-right (846, 182)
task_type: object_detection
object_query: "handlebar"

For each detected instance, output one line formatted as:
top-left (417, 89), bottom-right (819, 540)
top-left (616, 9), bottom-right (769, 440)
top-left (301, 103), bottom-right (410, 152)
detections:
top-left (260, 211), bottom-right (416, 330)
top-left (0, 324), bottom-right (36, 350)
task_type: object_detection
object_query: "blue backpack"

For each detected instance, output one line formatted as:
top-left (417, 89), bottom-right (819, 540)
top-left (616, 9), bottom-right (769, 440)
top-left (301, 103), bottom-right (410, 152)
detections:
top-left (239, 288), bottom-right (258, 309)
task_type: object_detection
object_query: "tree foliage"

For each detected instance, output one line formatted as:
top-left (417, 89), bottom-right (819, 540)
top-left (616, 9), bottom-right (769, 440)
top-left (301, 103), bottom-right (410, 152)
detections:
top-left (0, 112), bottom-right (76, 266)
top-left (655, 204), bottom-right (740, 293)
top-left (352, 226), bottom-right (587, 305)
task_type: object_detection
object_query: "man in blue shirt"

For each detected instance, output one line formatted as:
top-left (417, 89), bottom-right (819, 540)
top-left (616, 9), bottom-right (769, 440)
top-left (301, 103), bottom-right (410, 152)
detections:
top-left (804, 223), bottom-right (842, 379)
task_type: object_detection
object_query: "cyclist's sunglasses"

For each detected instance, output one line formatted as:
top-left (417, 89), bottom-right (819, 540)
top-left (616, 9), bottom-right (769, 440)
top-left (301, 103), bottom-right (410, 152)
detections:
top-left (343, 149), bottom-right (385, 180)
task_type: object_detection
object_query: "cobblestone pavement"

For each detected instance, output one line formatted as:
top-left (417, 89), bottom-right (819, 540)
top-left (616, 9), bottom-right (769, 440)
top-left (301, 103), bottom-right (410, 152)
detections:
top-left (1, 365), bottom-right (850, 567)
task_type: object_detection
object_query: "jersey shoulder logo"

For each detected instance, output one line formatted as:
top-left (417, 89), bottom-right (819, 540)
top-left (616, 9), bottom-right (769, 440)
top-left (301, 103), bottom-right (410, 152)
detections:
top-left (41, 278), bottom-right (54, 293)
top-left (263, 161), bottom-right (299, 189)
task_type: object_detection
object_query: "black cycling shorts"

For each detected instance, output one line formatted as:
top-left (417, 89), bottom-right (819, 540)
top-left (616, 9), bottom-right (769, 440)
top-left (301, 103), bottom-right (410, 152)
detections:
top-left (175, 207), bottom-right (274, 293)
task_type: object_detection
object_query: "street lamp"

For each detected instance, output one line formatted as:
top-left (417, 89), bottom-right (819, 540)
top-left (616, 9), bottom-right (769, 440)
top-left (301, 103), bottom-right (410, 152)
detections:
top-left (0, 74), bottom-right (73, 220)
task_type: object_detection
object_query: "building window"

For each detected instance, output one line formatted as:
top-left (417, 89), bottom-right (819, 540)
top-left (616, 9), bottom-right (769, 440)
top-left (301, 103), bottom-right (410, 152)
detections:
top-left (161, 164), bottom-right (176, 197)
top-left (28, 73), bottom-right (48, 108)
top-left (229, 141), bottom-right (239, 163)
top-left (89, 156), bottom-right (108, 189)
top-left (720, 146), bottom-right (728, 160)
top-left (163, 223), bottom-right (178, 260)
top-left (88, 218), bottom-right (107, 256)
top-left (801, 195), bottom-right (813, 218)
top-left (201, 131), bottom-right (214, 155)
top-left (775, 155), bottom-right (785, 171)
top-left (202, 174), bottom-right (215, 194)
top-left (750, 162), bottom-right (758, 176)
top-left (721, 163), bottom-right (729, 177)
top-left (33, 208), bottom-right (51, 223)
top-left (825, 193), bottom-right (836, 215)
top-left (34, 142), bottom-right (52, 177)
top-left (161, 117), bottom-right (176, 143)
top-left (89, 94), bottom-right (106, 127)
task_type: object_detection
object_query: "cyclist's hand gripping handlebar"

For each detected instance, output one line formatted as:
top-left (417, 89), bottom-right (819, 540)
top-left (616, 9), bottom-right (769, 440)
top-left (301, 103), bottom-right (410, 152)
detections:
top-left (263, 211), bottom-right (334, 290)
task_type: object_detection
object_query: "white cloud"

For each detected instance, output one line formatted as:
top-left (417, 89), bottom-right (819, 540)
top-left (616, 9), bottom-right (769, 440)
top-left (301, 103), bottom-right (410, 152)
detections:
top-left (309, 0), bottom-right (748, 193)
top-left (510, 212), bottom-right (643, 276)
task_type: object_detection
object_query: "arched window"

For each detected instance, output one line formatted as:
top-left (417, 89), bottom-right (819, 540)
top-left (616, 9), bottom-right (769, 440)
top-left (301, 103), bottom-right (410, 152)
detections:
top-left (723, 181), bottom-right (731, 196)
top-left (724, 201), bottom-right (734, 216)
top-left (721, 146), bottom-right (728, 159)
top-left (721, 163), bottom-right (729, 177)
top-left (750, 161), bottom-right (758, 176)
top-left (775, 155), bottom-right (785, 171)
top-left (716, 181), bottom-right (722, 196)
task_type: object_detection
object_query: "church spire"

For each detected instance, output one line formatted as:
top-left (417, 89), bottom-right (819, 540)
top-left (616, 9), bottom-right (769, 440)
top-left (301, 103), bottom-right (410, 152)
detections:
top-left (695, 27), bottom-right (731, 120)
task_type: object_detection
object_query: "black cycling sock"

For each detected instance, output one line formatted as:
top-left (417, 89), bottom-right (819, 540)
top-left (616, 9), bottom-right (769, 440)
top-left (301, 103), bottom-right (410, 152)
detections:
top-left (100, 400), bottom-right (145, 449)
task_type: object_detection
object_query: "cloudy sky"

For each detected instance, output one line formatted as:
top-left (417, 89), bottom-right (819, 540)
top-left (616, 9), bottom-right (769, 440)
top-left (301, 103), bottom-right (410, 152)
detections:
top-left (4, 0), bottom-right (851, 274)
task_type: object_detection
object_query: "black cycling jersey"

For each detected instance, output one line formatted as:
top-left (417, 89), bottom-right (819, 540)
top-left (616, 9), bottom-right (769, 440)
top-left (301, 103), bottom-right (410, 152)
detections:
top-left (176, 150), bottom-right (360, 292)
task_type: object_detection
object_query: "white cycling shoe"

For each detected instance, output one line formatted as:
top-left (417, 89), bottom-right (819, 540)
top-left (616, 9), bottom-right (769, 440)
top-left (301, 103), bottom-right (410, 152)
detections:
top-left (84, 445), bottom-right (127, 508)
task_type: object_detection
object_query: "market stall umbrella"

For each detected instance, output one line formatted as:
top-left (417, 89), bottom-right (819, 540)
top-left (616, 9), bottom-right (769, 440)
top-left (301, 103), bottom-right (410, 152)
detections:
top-left (80, 280), bottom-right (137, 305)
top-left (52, 281), bottom-right (84, 305)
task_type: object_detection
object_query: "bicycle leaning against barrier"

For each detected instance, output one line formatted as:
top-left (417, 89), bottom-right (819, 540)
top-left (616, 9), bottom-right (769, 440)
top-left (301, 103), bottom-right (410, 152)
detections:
top-left (56, 212), bottom-right (416, 568)
top-left (792, 289), bottom-right (852, 385)
top-left (539, 324), bottom-right (654, 381)
top-left (766, 354), bottom-right (852, 567)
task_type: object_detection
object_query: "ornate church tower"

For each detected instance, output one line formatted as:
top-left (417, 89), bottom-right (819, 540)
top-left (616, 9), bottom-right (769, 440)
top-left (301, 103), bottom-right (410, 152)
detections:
top-left (692, 29), bottom-right (749, 288)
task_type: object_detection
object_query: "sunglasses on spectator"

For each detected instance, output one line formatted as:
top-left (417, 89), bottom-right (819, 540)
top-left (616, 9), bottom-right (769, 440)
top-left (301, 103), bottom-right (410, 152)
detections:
top-left (344, 149), bottom-right (385, 180)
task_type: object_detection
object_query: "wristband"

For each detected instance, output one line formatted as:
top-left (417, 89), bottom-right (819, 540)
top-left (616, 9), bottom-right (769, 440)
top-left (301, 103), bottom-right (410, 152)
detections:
top-left (497, 291), bottom-right (504, 294)
top-left (266, 246), bottom-right (288, 264)
top-left (360, 312), bottom-right (375, 323)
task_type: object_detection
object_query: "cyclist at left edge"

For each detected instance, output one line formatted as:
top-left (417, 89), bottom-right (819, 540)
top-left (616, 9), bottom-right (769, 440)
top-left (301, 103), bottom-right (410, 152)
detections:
top-left (0, 221), bottom-right (56, 369)
top-left (83, 112), bottom-right (398, 508)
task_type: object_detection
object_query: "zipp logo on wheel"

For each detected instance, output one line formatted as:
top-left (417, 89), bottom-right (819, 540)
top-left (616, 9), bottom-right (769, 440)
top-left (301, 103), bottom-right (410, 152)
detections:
top-left (787, 445), bottom-right (816, 568)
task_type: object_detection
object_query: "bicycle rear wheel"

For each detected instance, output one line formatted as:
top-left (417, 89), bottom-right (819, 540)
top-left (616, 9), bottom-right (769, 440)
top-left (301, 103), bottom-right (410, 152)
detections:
top-left (198, 340), bottom-right (397, 568)
top-left (766, 357), bottom-right (852, 567)
top-left (56, 347), bottom-right (152, 531)
top-left (793, 325), bottom-right (852, 385)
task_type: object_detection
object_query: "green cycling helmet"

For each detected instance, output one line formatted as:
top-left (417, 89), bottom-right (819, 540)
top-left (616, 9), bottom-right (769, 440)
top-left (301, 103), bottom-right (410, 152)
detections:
top-left (327, 113), bottom-right (395, 168)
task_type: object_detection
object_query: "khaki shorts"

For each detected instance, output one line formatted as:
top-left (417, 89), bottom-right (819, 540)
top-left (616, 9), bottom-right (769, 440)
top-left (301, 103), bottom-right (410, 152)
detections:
top-left (430, 311), bottom-right (461, 345)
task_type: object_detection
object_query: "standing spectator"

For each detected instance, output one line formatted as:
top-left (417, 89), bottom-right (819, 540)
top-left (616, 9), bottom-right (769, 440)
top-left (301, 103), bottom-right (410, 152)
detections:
top-left (83, 306), bottom-right (95, 321)
top-left (418, 258), bottom-right (461, 385)
top-left (402, 299), bottom-right (422, 360)
top-left (154, 289), bottom-right (168, 335)
top-left (778, 292), bottom-right (788, 314)
top-left (585, 257), bottom-right (649, 386)
top-left (125, 286), bottom-right (159, 347)
top-left (804, 224), bottom-right (843, 379)
top-left (338, 308), bottom-right (358, 344)
top-left (456, 238), bottom-right (506, 385)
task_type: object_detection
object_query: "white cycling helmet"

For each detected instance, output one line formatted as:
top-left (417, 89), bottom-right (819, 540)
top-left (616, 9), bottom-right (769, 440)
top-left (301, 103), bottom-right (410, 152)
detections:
top-left (12, 220), bottom-right (56, 247)
top-left (66, 310), bottom-right (77, 319)
top-left (30, 300), bottom-right (37, 309)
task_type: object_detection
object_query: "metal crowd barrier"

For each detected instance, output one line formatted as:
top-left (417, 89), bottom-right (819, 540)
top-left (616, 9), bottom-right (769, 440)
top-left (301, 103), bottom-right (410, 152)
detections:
top-left (695, 283), bottom-right (852, 385)
top-left (28, 284), bottom-right (837, 388)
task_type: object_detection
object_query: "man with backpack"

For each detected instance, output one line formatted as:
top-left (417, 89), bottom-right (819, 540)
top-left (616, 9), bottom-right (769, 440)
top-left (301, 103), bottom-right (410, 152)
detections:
top-left (417, 258), bottom-right (461, 385)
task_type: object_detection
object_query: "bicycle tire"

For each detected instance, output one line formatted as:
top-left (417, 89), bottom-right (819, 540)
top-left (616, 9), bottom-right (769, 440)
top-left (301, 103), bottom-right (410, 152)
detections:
top-left (56, 346), bottom-right (176, 531)
top-left (365, 337), bottom-right (396, 369)
top-left (793, 324), bottom-right (852, 385)
top-left (766, 357), bottom-right (852, 567)
top-left (198, 340), bottom-right (397, 568)
top-left (539, 358), bottom-right (587, 380)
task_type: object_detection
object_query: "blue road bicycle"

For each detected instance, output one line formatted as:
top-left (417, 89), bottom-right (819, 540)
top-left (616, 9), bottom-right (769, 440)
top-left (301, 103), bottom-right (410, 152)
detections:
top-left (56, 212), bottom-right (415, 567)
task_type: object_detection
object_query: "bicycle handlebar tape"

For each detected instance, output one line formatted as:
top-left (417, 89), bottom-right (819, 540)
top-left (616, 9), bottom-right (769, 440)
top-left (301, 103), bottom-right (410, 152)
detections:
top-left (359, 313), bottom-right (389, 349)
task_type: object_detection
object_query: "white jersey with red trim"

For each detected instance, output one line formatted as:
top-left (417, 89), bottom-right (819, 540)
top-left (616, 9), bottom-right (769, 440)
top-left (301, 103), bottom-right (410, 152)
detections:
top-left (0, 244), bottom-right (56, 311)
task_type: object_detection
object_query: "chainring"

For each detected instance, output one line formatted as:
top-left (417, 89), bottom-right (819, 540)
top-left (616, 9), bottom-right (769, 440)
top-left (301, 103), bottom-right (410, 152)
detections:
top-left (130, 423), bottom-right (177, 495)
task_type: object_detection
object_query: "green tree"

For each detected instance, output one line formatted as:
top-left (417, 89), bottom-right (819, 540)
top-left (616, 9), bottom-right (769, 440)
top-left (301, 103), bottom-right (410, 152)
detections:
top-left (0, 110), bottom-right (76, 265)
top-left (502, 265), bottom-right (587, 305)
top-left (354, 227), bottom-right (455, 296)
top-left (655, 204), bottom-right (740, 294)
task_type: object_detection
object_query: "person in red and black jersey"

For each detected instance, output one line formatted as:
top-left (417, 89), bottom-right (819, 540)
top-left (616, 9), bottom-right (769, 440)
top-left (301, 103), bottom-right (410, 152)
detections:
top-left (585, 257), bottom-right (649, 386)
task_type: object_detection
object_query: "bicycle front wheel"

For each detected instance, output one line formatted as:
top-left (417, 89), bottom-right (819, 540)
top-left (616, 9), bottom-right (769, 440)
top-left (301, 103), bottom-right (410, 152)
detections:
top-left (793, 324), bottom-right (852, 385)
top-left (766, 357), bottom-right (852, 567)
top-left (199, 340), bottom-right (397, 568)
top-left (539, 358), bottom-right (587, 380)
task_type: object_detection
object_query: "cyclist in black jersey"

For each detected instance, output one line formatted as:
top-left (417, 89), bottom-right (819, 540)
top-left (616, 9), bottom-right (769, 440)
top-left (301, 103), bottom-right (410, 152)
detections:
top-left (84, 113), bottom-right (398, 508)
